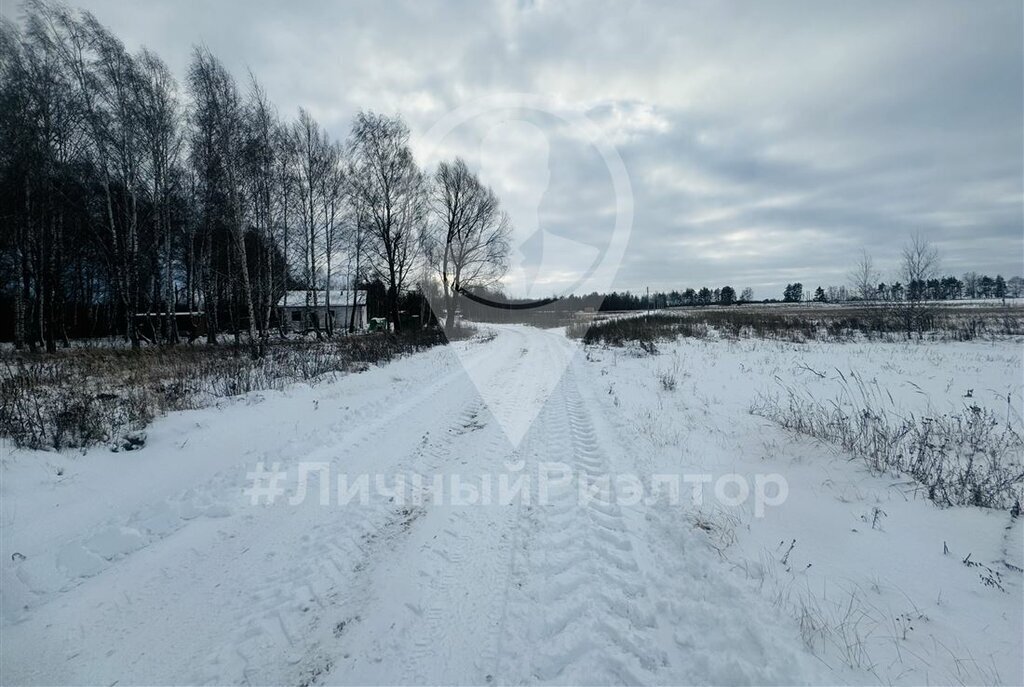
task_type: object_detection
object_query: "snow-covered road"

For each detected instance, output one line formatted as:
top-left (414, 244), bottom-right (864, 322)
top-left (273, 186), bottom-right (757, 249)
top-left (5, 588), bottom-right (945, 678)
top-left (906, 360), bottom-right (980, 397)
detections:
top-left (0, 326), bottom-right (816, 685)
top-left (2, 325), bottom-right (1020, 685)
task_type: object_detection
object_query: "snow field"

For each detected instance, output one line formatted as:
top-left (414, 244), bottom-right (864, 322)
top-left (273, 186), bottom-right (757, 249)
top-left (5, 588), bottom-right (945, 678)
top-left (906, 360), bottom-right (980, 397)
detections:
top-left (1, 326), bottom-right (1020, 685)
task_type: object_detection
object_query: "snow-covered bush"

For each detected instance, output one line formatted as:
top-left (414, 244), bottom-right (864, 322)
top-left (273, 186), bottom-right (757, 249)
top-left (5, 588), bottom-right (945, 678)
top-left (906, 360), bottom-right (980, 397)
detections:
top-left (0, 359), bottom-right (156, 450)
top-left (751, 371), bottom-right (1024, 509)
top-left (0, 329), bottom-right (451, 450)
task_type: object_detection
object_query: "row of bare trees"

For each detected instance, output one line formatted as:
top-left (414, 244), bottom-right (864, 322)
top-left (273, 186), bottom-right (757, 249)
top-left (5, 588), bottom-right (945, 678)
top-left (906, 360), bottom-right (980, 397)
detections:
top-left (0, 0), bottom-right (511, 354)
top-left (843, 235), bottom-right (1021, 336)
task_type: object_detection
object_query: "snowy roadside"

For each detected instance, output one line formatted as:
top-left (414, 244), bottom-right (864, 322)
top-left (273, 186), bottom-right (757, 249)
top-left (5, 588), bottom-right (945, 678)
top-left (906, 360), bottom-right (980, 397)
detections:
top-left (0, 332), bottom-right (500, 683)
top-left (577, 335), bottom-right (1023, 685)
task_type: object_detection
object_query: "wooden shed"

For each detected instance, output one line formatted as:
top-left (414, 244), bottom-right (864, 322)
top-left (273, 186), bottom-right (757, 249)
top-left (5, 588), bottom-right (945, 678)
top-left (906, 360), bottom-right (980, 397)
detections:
top-left (277, 290), bottom-right (368, 332)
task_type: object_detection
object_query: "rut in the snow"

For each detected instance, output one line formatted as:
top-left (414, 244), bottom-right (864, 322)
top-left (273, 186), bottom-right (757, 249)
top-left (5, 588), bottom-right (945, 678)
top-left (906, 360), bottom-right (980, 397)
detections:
top-left (496, 373), bottom-right (663, 684)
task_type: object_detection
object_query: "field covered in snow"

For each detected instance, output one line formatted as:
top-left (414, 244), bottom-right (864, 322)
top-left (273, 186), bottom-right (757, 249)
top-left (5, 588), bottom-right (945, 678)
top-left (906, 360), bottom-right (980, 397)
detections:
top-left (1, 325), bottom-right (1021, 685)
top-left (582, 333), bottom-right (1023, 684)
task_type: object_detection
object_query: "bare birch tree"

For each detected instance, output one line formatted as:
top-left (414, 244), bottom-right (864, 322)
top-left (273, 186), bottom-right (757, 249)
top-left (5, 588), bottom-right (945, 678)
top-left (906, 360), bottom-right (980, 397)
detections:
top-left (290, 108), bottom-right (329, 337)
top-left (30, 3), bottom-right (149, 347)
top-left (136, 48), bottom-right (182, 344)
top-left (187, 47), bottom-right (258, 355)
top-left (426, 158), bottom-right (511, 331)
top-left (347, 111), bottom-right (424, 332)
top-left (898, 233), bottom-right (940, 336)
top-left (849, 249), bottom-right (879, 302)
top-left (242, 75), bottom-right (279, 343)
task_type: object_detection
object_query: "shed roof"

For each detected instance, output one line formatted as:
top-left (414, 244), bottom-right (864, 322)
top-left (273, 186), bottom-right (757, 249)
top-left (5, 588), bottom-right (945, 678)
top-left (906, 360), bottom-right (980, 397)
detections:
top-left (277, 290), bottom-right (367, 307)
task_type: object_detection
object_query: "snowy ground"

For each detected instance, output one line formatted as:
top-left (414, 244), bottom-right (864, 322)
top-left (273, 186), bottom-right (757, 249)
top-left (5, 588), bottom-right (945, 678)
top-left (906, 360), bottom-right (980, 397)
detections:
top-left (1, 325), bottom-right (1021, 685)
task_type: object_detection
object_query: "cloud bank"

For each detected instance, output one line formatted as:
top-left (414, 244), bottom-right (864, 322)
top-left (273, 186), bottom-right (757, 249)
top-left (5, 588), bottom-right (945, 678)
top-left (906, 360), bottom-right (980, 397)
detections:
top-left (6, 0), bottom-right (1020, 297)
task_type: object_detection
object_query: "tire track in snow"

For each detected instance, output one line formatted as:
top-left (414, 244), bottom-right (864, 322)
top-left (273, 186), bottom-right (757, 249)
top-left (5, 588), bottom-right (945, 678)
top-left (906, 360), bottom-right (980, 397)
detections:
top-left (202, 397), bottom-right (496, 684)
top-left (567, 345), bottom-right (839, 685)
top-left (310, 327), bottom-right (545, 685)
top-left (222, 334), bottom-right (542, 686)
top-left (496, 365), bottom-right (664, 685)
top-left (398, 398), bottom-right (507, 685)
top-left (371, 329), bottom-right (551, 685)
top-left (11, 339), bottom-right (498, 622)
top-left (2, 335), bottom-right (520, 687)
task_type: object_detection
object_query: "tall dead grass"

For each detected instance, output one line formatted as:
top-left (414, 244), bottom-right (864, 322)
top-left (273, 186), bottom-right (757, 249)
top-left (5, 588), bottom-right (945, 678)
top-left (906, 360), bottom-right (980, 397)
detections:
top-left (1, 329), bottom-right (453, 450)
top-left (567, 306), bottom-right (1024, 346)
top-left (751, 370), bottom-right (1024, 509)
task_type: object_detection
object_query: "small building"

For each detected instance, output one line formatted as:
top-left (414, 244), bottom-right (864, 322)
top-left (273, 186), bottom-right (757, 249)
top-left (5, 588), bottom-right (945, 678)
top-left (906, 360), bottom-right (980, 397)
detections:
top-left (277, 290), bottom-right (367, 332)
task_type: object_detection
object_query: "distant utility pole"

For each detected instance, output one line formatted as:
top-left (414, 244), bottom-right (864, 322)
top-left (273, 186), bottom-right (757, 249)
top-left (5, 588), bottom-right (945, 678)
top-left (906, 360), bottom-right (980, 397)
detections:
top-left (647, 286), bottom-right (651, 315)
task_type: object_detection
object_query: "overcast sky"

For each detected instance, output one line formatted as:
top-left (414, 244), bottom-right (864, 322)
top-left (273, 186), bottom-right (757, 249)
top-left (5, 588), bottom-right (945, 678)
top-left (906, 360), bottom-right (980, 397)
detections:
top-left (5, 0), bottom-right (1021, 298)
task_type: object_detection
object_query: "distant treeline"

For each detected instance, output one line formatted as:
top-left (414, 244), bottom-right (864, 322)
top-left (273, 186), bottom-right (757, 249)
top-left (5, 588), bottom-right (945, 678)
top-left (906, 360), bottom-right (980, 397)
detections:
top-left (799, 273), bottom-right (1022, 304)
top-left (460, 270), bottom-right (1023, 322)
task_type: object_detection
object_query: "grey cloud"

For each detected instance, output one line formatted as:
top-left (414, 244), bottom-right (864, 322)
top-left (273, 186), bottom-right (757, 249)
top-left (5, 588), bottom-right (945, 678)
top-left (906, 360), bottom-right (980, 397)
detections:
top-left (7, 0), bottom-right (1018, 297)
